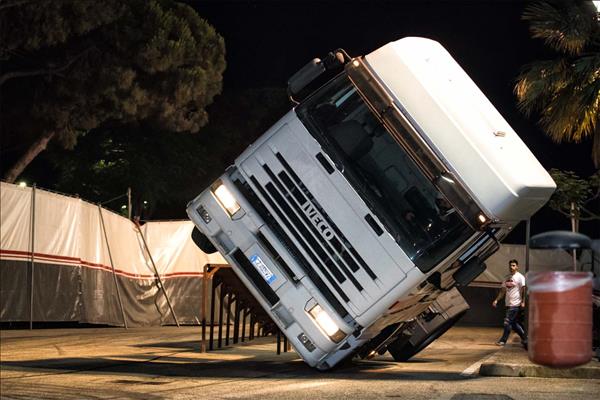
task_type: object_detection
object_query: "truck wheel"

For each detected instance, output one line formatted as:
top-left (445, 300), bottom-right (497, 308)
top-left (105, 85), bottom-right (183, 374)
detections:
top-left (387, 310), bottom-right (466, 362)
top-left (191, 227), bottom-right (217, 254)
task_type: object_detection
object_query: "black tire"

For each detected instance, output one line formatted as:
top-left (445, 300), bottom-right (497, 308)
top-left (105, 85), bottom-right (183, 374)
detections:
top-left (191, 227), bottom-right (218, 254)
top-left (387, 310), bottom-right (467, 362)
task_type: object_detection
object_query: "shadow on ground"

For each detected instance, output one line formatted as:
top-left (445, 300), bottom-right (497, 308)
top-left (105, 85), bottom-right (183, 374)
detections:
top-left (1, 353), bottom-right (475, 382)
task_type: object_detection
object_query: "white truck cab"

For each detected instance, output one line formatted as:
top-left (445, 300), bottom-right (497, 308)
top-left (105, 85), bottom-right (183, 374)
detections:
top-left (187, 37), bottom-right (555, 370)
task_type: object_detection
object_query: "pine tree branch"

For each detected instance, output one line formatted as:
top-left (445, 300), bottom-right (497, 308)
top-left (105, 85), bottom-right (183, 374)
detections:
top-left (0, 67), bottom-right (55, 86)
top-left (3, 130), bottom-right (56, 183)
top-left (0, 0), bottom-right (35, 11)
top-left (553, 208), bottom-right (573, 218)
top-left (579, 206), bottom-right (600, 220)
top-left (0, 48), bottom-right (90, 86)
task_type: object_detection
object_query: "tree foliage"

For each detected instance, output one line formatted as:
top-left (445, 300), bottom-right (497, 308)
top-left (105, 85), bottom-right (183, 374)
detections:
top-left (0, 0), bottom-right (225, 182)
top-left (50, 123), bottom-right (214, 218)
top-left (515, 0), bottom-right (600, 166)
top-left (547, 169), bottom-right (600, 226)
top-left (195, 87), bottom-right (289, 172)
top-left (49, 87), bottom-right (289, 218)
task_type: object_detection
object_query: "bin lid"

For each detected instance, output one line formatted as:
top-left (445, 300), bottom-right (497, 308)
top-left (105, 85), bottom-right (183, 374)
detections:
top-left (530, 230), bottom-right (591, 250)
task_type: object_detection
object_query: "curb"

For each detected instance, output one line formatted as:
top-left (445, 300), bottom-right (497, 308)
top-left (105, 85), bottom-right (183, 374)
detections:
top-left (479, 361), bottom-right (600, 379)
top-left (478, 345), bottom-right (600, 379)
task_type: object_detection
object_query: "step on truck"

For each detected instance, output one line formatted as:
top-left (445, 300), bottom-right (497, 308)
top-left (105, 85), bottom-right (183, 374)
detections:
top-left (187, 37), bottom-right (555, 370)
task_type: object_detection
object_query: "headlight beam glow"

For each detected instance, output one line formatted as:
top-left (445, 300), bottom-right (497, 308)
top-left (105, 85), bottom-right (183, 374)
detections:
top-left (309, 304), bottom-right (340, 337)
top-left (212, 183), bottom-right (241, 216)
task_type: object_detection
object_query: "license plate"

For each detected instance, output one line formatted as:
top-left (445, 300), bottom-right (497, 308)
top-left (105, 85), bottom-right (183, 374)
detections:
top-left (249, 254), bottom-right (276, 284)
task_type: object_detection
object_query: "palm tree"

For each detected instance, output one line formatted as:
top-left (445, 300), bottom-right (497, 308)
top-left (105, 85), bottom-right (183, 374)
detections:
top-left (515, 0), bottom-right (600, 167)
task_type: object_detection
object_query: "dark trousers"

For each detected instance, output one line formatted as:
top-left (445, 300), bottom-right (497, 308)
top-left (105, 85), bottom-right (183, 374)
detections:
top-left (500, 306), bottom-right (527, 343)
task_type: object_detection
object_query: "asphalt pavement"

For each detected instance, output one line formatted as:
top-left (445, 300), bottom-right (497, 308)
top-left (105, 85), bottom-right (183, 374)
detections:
top-left (1, 326), bottom-right (598, 399)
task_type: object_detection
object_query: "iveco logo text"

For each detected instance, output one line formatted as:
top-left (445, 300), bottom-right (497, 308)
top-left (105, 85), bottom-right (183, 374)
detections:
top-left (301, 203), bottom-right (334, 240)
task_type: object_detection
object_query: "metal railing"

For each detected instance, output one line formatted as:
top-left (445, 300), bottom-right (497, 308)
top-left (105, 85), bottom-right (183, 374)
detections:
top-left (200, 266), bottom-right (289, 353)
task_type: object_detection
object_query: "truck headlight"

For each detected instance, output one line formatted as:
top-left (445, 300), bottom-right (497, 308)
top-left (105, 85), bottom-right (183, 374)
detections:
top-left (211, 181), bottom-right (241, 216)
top-left (308, 304), bottom-right (345, 343)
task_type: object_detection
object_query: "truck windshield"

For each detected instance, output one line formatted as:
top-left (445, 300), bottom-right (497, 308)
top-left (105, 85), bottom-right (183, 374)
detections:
top-left (296, 74), bottom-right (474, 272)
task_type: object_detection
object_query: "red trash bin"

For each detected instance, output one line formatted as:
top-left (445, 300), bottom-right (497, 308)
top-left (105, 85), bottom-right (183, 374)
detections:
top-left (527, 271), bottom-right (593, 368)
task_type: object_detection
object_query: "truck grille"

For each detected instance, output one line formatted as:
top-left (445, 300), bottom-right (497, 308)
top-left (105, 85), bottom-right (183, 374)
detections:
top-left (274, 153), bottom-right (376, 280)
top-left (235, 152), bottom-right (378, 316)
top-left (234, 177), bottom-right (350, 318)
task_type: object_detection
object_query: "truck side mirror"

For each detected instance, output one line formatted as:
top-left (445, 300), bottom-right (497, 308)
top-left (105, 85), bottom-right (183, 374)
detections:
top-left (287, 50), bottom-right (350, 104)
top-left (287, 58), bottom-right (325, 102)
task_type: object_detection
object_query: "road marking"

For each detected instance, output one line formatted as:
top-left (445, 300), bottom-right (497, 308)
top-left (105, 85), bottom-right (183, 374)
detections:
top-left (460, 351), bottom-right (498, 377)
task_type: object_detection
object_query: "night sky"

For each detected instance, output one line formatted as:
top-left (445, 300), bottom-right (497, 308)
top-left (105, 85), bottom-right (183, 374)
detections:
top-left (185, 0), bottom-right (597, 239)
top-left (10, 1), bottom-right (597, 239)
top-left (188, 0), bottom-right (595, 174)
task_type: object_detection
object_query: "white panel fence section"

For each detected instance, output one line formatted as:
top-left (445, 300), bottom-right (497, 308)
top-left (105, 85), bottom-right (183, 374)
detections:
top-left (1, 182), bottom-right (225, 277)
top-left (1, 182), bottom-right (594, 325)
top-left (0, 182), bottom-right (226, 326)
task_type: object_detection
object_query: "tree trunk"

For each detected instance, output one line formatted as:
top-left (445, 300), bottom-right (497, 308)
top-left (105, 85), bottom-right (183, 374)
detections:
top-left (3, 131), bottom-right (56, 183)
top-left (570, 202), bottom-right (579, 271)
top-left (593, 128), bottom-right (599, 168)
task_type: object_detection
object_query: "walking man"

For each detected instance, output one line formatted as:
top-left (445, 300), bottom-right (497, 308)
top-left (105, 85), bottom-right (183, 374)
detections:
top-left (492, 259), bottom-right (527, 347)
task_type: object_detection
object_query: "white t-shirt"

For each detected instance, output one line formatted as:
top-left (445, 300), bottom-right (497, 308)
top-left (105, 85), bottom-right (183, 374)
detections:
top-left (502, 271), bottom-right (526, 307)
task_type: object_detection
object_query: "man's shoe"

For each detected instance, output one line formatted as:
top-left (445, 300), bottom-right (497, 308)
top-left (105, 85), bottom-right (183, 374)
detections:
top-left (521, 341), bottom-right (528, 350)
top-left (495, 341), bottom-right (506, 346)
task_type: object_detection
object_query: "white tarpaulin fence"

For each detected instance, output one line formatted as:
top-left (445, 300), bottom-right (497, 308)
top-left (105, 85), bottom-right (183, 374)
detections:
top-left (1, 182), bottom-right (593, 326)
top-left (1, 182), bottom-right (226, 326)
top-left (472, 244), bottom-right (578, 287)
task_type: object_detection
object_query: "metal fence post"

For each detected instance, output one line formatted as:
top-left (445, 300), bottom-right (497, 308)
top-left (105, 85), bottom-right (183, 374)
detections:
top-left (218, 285), bottom-right (225, 348)
top-left (201, 264), bottom-right (209, 352)
top-left (209, 276), bottom-right (217, 350)
top-left (98, 205), bottom-right (128, 329)
top-left (233, 298), bottom-right (240, 344)
top-left (249, 311), bottom-right (254, 340)
top-left (127, 187), bottom-right (132, 220)
top-left (29, 185), bottom-right (36, 330)
top-left (225, 292), bottom-right (232, 346)
top-left (277, 330), bottom-right (281, 355)
top-left (133, 220), bottom-right (179, 327)
top-left (241, 308), bottom-right (247, 342)
top-left (525, 218), bottom-right (530, 274)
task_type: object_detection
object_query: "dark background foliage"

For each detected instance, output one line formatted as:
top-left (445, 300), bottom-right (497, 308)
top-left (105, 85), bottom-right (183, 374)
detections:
top-left (2, 0), bottom-right (598, 240)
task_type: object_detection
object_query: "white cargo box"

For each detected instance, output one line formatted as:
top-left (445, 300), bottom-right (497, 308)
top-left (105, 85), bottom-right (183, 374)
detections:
top-left (365, 37), bottom-right (555, 223)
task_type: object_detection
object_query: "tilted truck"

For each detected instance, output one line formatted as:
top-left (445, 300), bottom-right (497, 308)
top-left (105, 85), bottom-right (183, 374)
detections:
top-left (187, 37), bottom-right (555, 370)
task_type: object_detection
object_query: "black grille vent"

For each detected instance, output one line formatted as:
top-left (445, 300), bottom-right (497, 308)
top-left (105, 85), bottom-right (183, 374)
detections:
top-left (256, 231), bottom-right (298, 283)
top-left (275, 153), bottom-right (377, 281)
top-left (263, 164), bottom-right (363, 291)
top-left (232, 177), bottom-right (349, 318)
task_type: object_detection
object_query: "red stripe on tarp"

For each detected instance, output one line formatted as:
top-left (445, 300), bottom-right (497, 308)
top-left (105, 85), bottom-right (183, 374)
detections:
top-left (0, 249), bottom-right (80, 263)
top-left (0, 249), bottom-right (203, 280)
top-left (163, 272), bottom-right (203, 278)
top-left (80, 261), bottom-right (146, 278)
top-left (0, 252), bottom-right (81, 266)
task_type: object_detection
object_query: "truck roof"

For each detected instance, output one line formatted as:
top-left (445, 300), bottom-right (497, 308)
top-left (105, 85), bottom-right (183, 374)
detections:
top-left (364, 37), bottom-right (555, 223)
